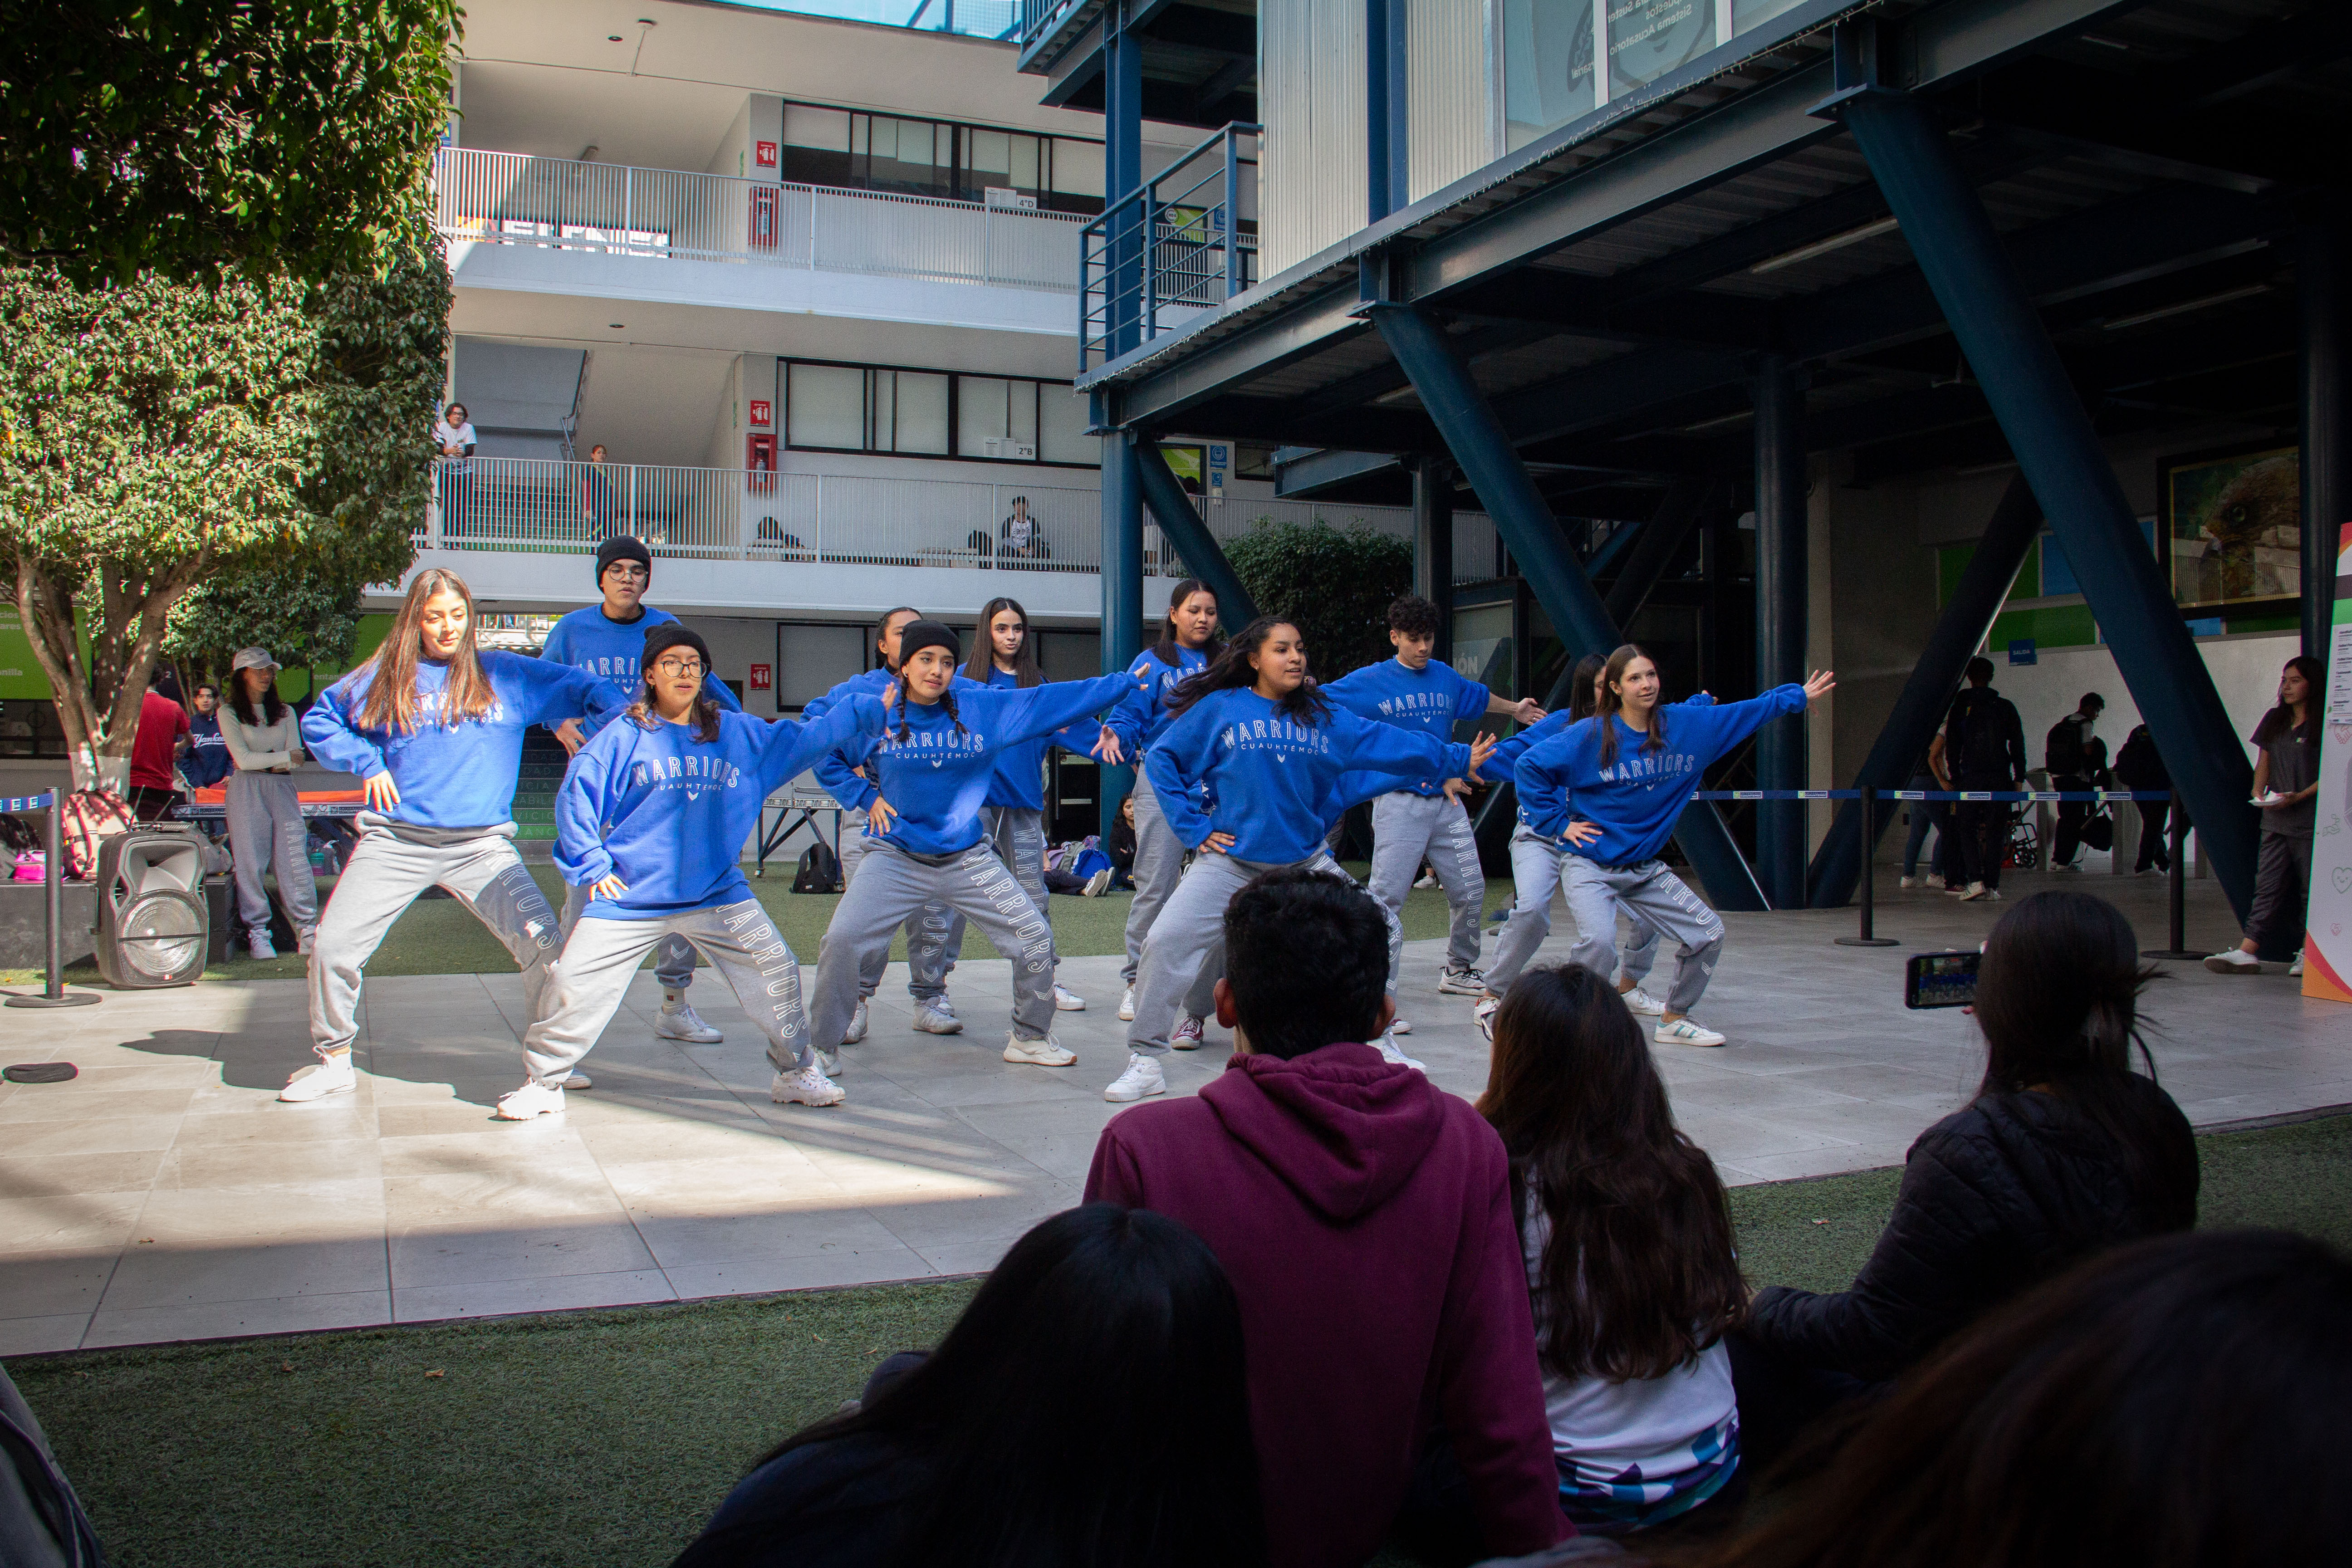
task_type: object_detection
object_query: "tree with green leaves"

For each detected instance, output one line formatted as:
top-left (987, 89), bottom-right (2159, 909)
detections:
top-left (0, 216), bottom-right (449, 789)
top-left (0, 1), bottom-right (464, 284)
top-left (164, 556), bottom-right (373, 698)
top-left (1225, 520), bottom-right (1415, 681)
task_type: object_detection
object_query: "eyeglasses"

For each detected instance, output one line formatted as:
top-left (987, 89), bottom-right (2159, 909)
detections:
top-left (654, 658), bottom-right (706, 677)
top-left (606, 564), bottom-right (650, 581)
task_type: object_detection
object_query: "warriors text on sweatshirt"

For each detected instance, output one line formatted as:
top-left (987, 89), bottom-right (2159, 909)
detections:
top-left (863, 675), bottom-right (1136, 856)
top-left (1321, 657), bottom-right (1490, 797)
top-left (539, 603), bottom-right (743, 715)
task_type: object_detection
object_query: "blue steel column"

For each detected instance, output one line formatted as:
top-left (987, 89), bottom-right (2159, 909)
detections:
top-left (1807, 473), bottom-right (2043, 907)
top-left (1843, 89), bottom-right (2258, 917)
top-left (1100, 422), bottom-right (1147, 838)
top-left (1372, 303), bottom-right (1769, 912)
top-left (1104, 0), bottom-right (1145, 356)
top-left (1413, 457), bottom-right (1455, 662)
top-left (2303, 217), bottom-right (2348, 662)
top-left (1134, 437), bottom-right (1259, 625)
top-left (1366, 0), bottom-right (1410, 222)
top-left (1753, 353), bottom-right (1808, 909)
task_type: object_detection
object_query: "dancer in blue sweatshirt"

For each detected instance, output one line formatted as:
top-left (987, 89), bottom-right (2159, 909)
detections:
top-left (807, 622), bottom-right (1136, 1071)
top-left (1510, 645), bottom-right (1833, 1047)
top-left (539, 534), bottom-right (744, 1046)
top-left (1105, 616), bottom-right (1496, 1104)
top-left (1323, 593), bottom-right (1545, 1019)
top-left (285, 568), bottom-right (623, 1103)
top-left (495, 625), bottom-right (888, 1120)
top-left (1098, 578), bottom-right (1222, 1023)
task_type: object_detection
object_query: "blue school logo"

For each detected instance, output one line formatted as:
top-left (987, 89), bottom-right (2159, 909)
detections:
top-left (878, 726), bottom-right (990, 768)
top-left (631, 752), bottom-right (745, 800)
top-left (1217, 716), bottom-right (1334, 761)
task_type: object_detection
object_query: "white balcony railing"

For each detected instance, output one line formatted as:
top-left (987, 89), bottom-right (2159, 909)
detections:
top-left (424, 457), bottom-right (1499, 583)
top-left (433, 147), bottom-right (1085, 293)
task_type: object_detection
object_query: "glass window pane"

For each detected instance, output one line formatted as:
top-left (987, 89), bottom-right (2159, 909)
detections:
top-left (891, 372), bottom-right (950, 454)
top-left (1039, 384), bottom-right (1095, 466)
top-left (1502, 0), bottom-right (1595, 152)
top-left (958, 376), bottom-right (1011, 456)
top-left (776, 622), bottom-right (868, 713)
top-left (1010, 135), bottom-right (1041, 192)
top-left (788, 363), bottom-right (866, 450)
top-left (1009, 378), bottom-right (1038, 446)
top-left (1606, 0), bottom-right (1715, 97)
top-left (1051, 138), bottom-right (1103, 196)
top-left (784, 104), bottom-right (850, 151)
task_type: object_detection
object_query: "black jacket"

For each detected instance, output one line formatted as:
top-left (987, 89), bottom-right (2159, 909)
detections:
top-left (1943, 686), bottom-right (2028, 787)
top-left (1745, 1076), bottom-right (2196, 1382)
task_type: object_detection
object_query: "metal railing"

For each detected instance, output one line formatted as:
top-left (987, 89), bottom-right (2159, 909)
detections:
top-left (434, 148), bottom-right (1084, 293)
top-left (1082, 123), bottom-right (1259, 368)
top-left (424, 457), bottom-right (1499, 583)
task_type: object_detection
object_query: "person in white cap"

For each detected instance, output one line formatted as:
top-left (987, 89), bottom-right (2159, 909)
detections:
top-left (218, 647), bottom-right (318, 960)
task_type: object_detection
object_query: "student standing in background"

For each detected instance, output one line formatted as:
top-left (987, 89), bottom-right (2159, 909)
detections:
top-left (1940, 657), bottom-right (2028, 902)
top-left (182, 682), bottom-right (235, 792)
top-left (2207, 656), bottom-right (2322, 976)
top-left (219, 649), bottom-right (319, 960)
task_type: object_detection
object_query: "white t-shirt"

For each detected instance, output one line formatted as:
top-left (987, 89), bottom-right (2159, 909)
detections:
top-left (434, 420), bottom-right (477, 456)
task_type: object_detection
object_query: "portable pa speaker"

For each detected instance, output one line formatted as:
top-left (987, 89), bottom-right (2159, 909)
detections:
top-left (92, 828), bottom-right (209, 988)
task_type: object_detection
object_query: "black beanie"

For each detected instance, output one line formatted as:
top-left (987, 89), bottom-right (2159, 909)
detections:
top-left (642, 623), bottom-right (710, 672)
top-left (894, 619), bottom-right (960, 667)
top-left (596, 534), bottom-right (652, 583)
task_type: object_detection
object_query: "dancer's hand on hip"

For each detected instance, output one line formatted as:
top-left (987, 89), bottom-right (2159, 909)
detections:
top-left (590, 874), bottom-right (627, 901)
top-left (1196, 830), bottom-right (1236, 854)
top-left (866, 797), bottom-right (897, 834)
top-left (363, 771), bottom-right (401, 812)
top-left (1563, 820), bottom-right (1602, 847)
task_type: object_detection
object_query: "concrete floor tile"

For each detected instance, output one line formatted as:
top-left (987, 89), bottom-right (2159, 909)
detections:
top-left (0, 1192), bottom-right (148, 1256)
top-left (0, 1254), bottom-right (120, 1318)
top-left (82, 1289), bottom-right (392, 1348)
top-left (0, 1148), bottom-right (167, 1198)
top-left (100, 1234), bottom-right (391, 1311)
top-left (662, 1248), bottom-right (936, 1301)
top-left (392, 1269), bottom-right (675, 1323)
top-left (389, 1217), bottom-right (655, 1289)
top-left (3, 1115), bottom-right (186, 1158)
top-left (0, 1314), bottom-right (91, 1356)
top-left (154, 1136), bottom-right (384, 1191)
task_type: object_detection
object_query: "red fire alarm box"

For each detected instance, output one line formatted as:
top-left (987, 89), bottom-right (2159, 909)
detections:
top-left (749, 663), bottom-right (772, 692)
top-left (750, 186), bottom-right (779, 249)
top-left (746, 432), bottom-right (776, 493)
top-left (755, 140), bottom-right (778, 168)
top-left (748, 399), bottom-right (771, 427)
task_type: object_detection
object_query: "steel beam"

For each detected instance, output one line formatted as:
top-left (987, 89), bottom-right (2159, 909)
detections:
top-left (1842, 87), bottom-right (2259, 918)
top-left (1412, 457), bottom-right (1455, 661)
top-left (1806, 473), bottom-right (2044, 907)
top-left (2303, 217), bottom-right (2349, 662)
top-left (1100, 426), bottom-right (1147, 838)
top-left (1603, 479), bottom-right (1715, 633)
top-left (1373, 303), bottom-right (1769, 911)
top-left (1276, 446), bottom-right (1399, 497)
top-left (1132, 437), bottom-right (1259, 628)
top-left (1103, 0), bottom-right (1145, 358)
top-left (1752, 354), bottom-right (1808, 908)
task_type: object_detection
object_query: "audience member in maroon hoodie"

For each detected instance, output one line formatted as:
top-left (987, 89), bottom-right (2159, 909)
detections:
top-left (1084, 866), bottom-right (1568, 1568)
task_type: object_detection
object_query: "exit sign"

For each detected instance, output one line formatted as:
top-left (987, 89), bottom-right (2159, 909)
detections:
top-left (749, 663), bottom-right (772, 691)
top-left (748, 399), bottom-right (771, 427)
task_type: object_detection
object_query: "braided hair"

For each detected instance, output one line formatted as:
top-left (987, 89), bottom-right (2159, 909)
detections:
top-left (889, 680), bottom-right (970, 745)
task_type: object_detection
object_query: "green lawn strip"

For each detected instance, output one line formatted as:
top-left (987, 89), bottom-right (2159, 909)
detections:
top-left (13, 1114), bottom-right (2347, 1568)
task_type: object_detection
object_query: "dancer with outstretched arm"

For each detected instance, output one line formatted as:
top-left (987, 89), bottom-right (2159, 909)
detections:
top-left (1105, 617), bottom-right (1495, 1104)
top-left (285, 568), bottom-right (624, 1103)
top-left (1510, 645), bottom-right (1832, 1048)
top-left (806, 622), bottom-right (1136, 1072)
top-left (494, 625), bottom-right (889, 1120)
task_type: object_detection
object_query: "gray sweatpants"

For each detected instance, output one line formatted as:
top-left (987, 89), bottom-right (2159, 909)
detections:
top-left (226, 770), bottom-right (318, 937)
top-left (1562, 858), bottom-right (1723, 1016)
top-left (1366, 790), bottom-right (1485, 992)
top-left (562, 879), bottom-right (693, 991)
top-left (309, 816), bottom-right (561, 1056)
top-left (841, 805), bottom-right (961, 1000)
top-left (1126, 850), bottom-right (1392, 1056)
top-left (523, 900), bottom-right (812, 1086)
top-left (812, 841), bottom-right (1056, 1049)
top-left (2244, 831), bottom-right (2314, 952)
top-left (1120, 779), bottom-right (1189, 985)
top-left (1486, 825), bottom-right (1660, 995)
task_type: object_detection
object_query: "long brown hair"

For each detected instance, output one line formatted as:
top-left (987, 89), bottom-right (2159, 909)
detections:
top-left (965, 596), bottom-right (1042, 688)
top-left (1150, 578), bottom-right (1225, 668)
top-left (347, 568), bottom-right (499, 735)
top-left (1595, 642), bottom-right (1667, 772)
top-left (627, 674), bottom-right (725, 745)
top-left (1478, 964), bottom-right (1745, 1381)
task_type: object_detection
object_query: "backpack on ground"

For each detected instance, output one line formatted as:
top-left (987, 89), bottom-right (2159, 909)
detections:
top-left (792, 838), bottom-right (842, 894)
top-left (59, 790), bottom-right (134, 881)
top-left (2044, 713), bottom-right (2087, 776)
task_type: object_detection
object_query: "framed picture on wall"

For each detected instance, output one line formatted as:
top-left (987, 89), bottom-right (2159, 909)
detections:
top-left (2160, 442), bottom-right (2301, 609)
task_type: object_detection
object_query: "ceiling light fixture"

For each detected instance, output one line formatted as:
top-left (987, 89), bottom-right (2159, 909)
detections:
top-left (1749, 215), bottom-right (1902, 275)
top-left (609, 323), bottom-right (626, 329)
top-left (2099, 284), bottom-right (2272, 333)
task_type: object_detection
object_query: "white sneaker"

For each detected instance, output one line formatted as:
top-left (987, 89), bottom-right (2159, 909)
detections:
top-left (817, 1048), bottom-right (841, 1076)
top-left (2289, 951), bottom-right (2305, 977)
top-left (1004, 1033), bottom-right (1077, 1067)
top-left (656, 1000), bottom-right (723, 1044)
top-left (297, 928), bottom-right (316, 956)
top-left (1473, 994), bottom-right (1500, 1043)
top-left (1103, 1052), bottom-right (1166, 1102)
top-left (278, 1053), bottom-right (355, 1103)
top-left (1621, 986), bottom-right (1668, 1017)
top-left (494, 1080), bottom-right (566, 1120)
top-left (1413, 872), bottom-right (1437, 889)
top-left (565, 1070), bottom-right (592, 1090)
top-left (1959, 882), bottom-right (1989, 901)
top-left (249, 931), bottom-right (278, 960)
top-left (770, 1063), bottom-right (846, 1106)
top-left (1389, 1015), bottom-right (1412, 1035)
top-left (1117, 986), bottom-right (1137, 1021)
top-left (1436, 965), bottom-right (1486, 996)
top-left (1375, 1030), bottom-right (1428, 1072)
top-left (1171, 1014), bottom-right (1205, 1050)
top-left (843, 998), bottom-right (870, 1044)
top-left (1083, 867), bottom-right (1113, 897)
top-left (2054, 861), bottom-right (2081, 873)
top-left (1654, 1017), bottom-right (1727, 1047)
top-left (1053, 985), bottom-right (1086, 1012)
top-left (1898, 875), bottom-right (1917, 889)
top-left (2204, 948), bottom-right (2262, 974)
top-left (912, 998), bottom-right (964, 1034)
top-left (1942, 884), bottom-right (1970, 897)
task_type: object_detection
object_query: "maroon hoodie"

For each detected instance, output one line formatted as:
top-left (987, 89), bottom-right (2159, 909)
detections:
top-left (1084, 1042), bottom-right (1568, 1568)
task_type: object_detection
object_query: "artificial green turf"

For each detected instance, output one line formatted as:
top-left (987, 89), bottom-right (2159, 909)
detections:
top-left (12, 1114), bottom-right (2349, 1568)
top-left (1, 861), bottom-right (1483, 986)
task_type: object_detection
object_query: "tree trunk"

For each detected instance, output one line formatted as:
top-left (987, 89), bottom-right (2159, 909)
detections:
top-left (13, 550), bottom-right (211, 793)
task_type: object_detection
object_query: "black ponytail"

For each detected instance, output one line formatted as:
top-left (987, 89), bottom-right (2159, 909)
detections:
top-left (1166, 617), bottom-right (1330, 727)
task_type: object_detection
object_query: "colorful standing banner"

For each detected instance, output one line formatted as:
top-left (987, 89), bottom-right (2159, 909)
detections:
top-left (2304, 521), bottom-right (2352, 1003)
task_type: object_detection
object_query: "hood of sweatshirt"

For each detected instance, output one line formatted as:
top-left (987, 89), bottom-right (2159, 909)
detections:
top-left (1200, 1042), bottom-right (1448, 1224)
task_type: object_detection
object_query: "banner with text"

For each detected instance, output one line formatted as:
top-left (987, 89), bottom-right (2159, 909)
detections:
top-left (2304, 521), bottom-right (2352, 1003)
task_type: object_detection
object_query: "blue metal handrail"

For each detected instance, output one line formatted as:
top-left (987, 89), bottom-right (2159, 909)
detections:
top-left (1080, 121), bottom-right (1260, 369)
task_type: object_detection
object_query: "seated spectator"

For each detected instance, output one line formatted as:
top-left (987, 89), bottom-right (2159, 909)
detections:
top-left (182, 681), bottom-right (235, 791)
top-left (671, 1204), bottom-right (1263, 1568)
top-left (1684, 1230), bottom-right (2352, 1568)
top-left (1734, 889), bottom-right (2197, 1464)
top-left (998, 496), bottom-right (1048, 565)
top-left (1085, 866), bottom-right (1566, 1568)
top-left (1108, 793), bottom-right (1137, 890)
top-left (1478, 964), bottom-right (1746, 1536)
top-left (127, 671), bottom-right (192, 821)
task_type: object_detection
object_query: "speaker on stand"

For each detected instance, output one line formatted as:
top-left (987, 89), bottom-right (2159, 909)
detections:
top-left (93, 828), bottom-right (210, 988)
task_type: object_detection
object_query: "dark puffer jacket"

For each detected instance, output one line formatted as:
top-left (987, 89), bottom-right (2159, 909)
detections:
top-left (1745, 1076), bottom-right (2197, 1382)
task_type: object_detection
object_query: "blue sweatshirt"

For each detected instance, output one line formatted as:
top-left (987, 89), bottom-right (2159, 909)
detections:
top-left (1515, 687), bottom-right (1805, 866)
top-left (1479, 693), bottom-right (1716, 788)
top-left (183, 713), bottom-right (235, 789)
top-left (958, 667), bottom-right (1105, 811)
top-left (556, 698), bottom-right (886, 919)
top-left (302, 652), bottom-right (623, 830)
top-left (539, 603), bottom-right (742, 717)
top-left (1146, 688), bottom-right (1474, 865)
top-left (866, 674), bottom-right (1136, 856)
top-left (1104, 645), bottom-right (1210, 755)
top-left (1321, 658), bottom-right (1491, 797)
top-left (803, 667), bottom-right (894, 812)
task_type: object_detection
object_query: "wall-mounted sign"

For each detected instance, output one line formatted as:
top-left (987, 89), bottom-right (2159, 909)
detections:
top-left (1207, 442), bottom-right (1230, 497)
top-left (750, 663), bottom-right (773, 692)
top-left (755, 140), bottom-right (778, 168)
top-left (749, 399), bottom-right (772, 427)
top-left (2007, 639), bottom-right (2037, 665)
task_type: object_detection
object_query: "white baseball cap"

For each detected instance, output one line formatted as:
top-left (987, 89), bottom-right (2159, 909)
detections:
top-left (230, 647), bottom-right (280, 674)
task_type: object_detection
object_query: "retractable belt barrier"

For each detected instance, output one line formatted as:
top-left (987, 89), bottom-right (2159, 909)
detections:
top-left (1686, 789), bottom-right (2173, 803)
top-left (0, 791), bottom-right (99, 1009)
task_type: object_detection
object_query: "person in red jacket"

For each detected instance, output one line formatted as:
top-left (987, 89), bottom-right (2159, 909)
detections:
top-left (1084, 865), bottom-right (1568, 1568)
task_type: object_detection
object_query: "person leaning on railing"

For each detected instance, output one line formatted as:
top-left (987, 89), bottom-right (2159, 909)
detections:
top-left (434, 402), bottom-right (478, 533)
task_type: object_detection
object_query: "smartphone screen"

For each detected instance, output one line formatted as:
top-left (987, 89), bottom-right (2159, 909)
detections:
top-left (1906, 950), bottom-right (1981, 1009)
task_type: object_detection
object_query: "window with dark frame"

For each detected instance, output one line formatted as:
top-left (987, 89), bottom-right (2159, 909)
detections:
top-left (784, 358), bottom-right (1098, 469)
top-left (777, 102), bottom-right (1107, 216)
